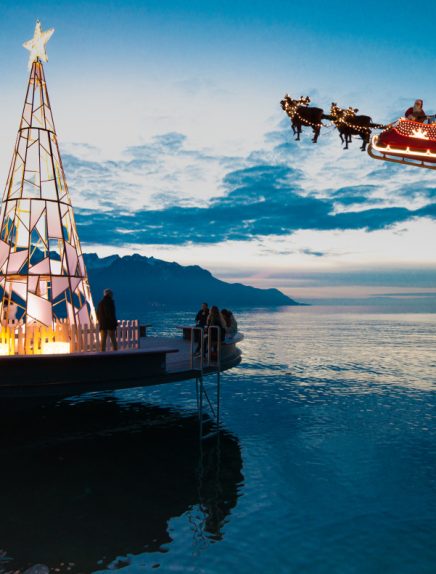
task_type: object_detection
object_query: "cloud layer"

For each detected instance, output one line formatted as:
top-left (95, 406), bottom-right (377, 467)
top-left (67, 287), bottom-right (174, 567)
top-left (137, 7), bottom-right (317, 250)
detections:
top-left (75, 163), bottom-right (436, 246)
top-left (61, 117), bottom-right (436, 250)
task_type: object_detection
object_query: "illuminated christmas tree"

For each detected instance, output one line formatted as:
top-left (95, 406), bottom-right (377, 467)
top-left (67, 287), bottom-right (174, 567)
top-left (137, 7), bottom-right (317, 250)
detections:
top-left (0, 21), bottom-right (96, 353)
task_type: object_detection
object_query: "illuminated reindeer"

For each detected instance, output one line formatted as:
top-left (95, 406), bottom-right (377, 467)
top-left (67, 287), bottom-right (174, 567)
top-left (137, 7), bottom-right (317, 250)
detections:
top-left (330, 103), bottom-right (372, 151)
top-left (281, 95), bottom-right (324, 143)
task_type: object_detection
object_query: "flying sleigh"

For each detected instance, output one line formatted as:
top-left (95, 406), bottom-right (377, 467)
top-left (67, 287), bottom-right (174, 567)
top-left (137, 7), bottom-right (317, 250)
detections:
top-left (281, 94), bottom-right (436, 170)
top-left (368, 117), bottom-right (436, 170)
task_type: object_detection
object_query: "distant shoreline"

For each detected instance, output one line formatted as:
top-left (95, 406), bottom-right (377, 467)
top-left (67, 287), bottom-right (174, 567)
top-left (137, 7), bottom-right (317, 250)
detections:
top-left (84, 252), bottom-right (301, 311)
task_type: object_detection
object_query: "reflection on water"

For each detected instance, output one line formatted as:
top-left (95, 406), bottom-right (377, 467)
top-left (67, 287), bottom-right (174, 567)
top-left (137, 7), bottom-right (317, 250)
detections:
top-left (0, 399), bottom-right (243, 573)
top-left (1, 307), bottom-right (435, 574)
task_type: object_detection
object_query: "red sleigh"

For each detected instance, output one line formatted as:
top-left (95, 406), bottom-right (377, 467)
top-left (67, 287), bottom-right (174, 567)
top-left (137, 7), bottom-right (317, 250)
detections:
top-left (368, 118), bottom-right (436, 170)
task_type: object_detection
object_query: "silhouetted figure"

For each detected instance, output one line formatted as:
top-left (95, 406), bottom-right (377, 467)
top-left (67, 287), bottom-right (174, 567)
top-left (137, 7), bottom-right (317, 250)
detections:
top-left (207, 306), bottom-right (226, 339)
top-left (97, 288), bottom-right (118, 352)
top-left (195, 302), bottom-right (209, 328)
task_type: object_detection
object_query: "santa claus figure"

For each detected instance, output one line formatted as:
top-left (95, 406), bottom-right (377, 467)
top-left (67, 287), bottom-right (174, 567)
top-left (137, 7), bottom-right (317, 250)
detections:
top-left (405, 99), bottom-right (427, 123)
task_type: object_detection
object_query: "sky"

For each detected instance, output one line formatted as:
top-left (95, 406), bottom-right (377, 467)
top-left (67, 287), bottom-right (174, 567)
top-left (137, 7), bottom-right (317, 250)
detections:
top-left (0, 0), bottom-right (435, 304)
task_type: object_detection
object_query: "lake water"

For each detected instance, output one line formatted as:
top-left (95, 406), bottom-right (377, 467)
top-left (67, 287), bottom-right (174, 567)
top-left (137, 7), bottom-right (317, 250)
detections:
top-left (1, 306), bottom-right (435, 574)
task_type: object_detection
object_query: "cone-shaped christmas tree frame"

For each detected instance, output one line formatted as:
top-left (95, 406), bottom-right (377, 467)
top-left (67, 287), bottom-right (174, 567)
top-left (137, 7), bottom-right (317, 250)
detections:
top-left (0, 54), bottom-right (96, 353)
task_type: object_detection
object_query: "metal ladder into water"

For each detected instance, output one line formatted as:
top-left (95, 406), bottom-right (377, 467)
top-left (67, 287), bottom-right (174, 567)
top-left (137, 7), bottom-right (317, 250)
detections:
top-left (185, 327), bottom-right (228, 545)
top-left (189, 326), bottom-right (222, 441)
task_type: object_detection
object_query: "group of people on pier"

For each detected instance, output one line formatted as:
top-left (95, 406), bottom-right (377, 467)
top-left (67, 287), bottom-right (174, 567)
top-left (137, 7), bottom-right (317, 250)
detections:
top-left (195, 302), bottom-right (238, 341)
top-left (97, 290), bottom-right (239, 354)
top-left (194, 303), bottom-right (238, 357)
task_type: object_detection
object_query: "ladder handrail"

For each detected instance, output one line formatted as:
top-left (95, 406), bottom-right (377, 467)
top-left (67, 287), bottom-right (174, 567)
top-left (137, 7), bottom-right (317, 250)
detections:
top-left (206, 325), bottom-right (221, 371)
top-left (186, 325), bottom-right (223, 441)
top-left (189, 326), bottom-right (204, 372)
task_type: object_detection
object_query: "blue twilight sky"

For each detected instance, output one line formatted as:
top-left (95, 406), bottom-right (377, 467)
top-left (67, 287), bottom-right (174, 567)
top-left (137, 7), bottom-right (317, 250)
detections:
top-left (0, 0), bottom-right (435, 302)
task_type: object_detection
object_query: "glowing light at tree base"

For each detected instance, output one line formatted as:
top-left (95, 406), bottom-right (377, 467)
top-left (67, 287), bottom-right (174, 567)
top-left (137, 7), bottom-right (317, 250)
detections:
top-left (0, 321), bottom-right (73, 355)
top-left (42, 340), bottom-right (71, 355)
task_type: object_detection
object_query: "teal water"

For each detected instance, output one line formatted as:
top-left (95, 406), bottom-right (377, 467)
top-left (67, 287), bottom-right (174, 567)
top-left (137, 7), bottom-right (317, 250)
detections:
top-left (1, 307), bottom-right (435, 573)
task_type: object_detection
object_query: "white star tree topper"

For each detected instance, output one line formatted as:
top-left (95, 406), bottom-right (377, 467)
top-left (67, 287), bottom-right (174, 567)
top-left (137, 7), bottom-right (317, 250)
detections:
top-left (23, 20), bottom-right (55, 70)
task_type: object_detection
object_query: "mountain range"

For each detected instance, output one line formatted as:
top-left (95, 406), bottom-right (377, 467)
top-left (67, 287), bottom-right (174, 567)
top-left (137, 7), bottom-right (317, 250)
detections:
top-left (84, 253), bottom-right (300, 312)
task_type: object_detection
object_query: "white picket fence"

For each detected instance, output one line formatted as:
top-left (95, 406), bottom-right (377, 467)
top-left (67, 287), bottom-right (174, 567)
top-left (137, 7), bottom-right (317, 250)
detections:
top-left (0, 319), bottom-right (139, 355)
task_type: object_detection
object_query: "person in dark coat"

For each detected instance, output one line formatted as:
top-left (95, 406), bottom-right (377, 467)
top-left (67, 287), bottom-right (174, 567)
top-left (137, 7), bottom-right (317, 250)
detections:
top-left (97, 288), bottom-right (118, 351)
top-left (195, 302), bottom-right (209, 328)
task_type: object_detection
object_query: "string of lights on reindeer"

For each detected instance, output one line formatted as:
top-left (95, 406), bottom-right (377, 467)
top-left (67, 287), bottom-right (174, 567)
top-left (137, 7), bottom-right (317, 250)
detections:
top-left (280, 95), bottom-right (436, 170)
top-left (281, 95), bottom-right (435, 142)
top-left (281, 96), bottom-right (389, 134)
top-left (330, 109), bottom-right (383, 134)
top-left (282, 97), bottom-right (326, 129)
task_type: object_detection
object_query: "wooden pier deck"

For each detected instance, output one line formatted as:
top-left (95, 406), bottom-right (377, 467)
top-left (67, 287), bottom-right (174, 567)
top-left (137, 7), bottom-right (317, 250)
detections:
top-left (0, 335), bottom-right (242, 399)
top-left (141, 335), bottom-right (241, 373)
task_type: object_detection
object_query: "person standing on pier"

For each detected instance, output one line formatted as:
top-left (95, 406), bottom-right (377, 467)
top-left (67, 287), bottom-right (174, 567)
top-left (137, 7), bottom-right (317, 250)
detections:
top-left (195, 302), bottom-right (209, 328)
top-left (97, 289), bottom-right (118, 352)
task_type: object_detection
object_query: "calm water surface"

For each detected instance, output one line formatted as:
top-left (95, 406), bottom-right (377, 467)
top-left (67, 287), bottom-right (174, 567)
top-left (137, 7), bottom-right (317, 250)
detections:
top-left (1, 307), bottom-right (435, 574)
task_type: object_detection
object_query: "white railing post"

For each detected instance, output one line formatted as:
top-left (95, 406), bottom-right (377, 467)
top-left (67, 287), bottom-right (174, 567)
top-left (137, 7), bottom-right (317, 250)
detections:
top-left (190, 326), bottom-right (204, 370)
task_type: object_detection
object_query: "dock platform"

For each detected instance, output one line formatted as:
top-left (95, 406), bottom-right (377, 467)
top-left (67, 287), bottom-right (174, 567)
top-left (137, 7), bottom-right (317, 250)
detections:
top-left (0, 334), bottom-right (242, 399)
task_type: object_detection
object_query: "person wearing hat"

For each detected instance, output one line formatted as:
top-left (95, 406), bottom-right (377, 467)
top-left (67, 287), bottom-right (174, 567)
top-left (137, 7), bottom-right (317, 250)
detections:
top-left (97, 288), bottom-right (118, 351)
top-left (405, 99), bottom-right (427, 122)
